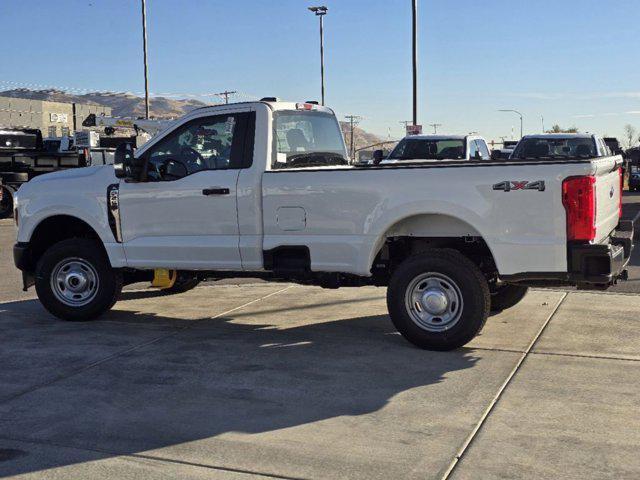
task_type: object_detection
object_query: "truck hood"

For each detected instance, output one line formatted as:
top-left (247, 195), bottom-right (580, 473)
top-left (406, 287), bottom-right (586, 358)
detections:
top-left (28, 165), bottom-right (114, 184)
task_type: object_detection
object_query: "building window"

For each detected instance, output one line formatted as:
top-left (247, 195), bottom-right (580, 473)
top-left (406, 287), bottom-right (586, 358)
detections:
top-left (48, 126), bottom-right (57, 137)
top-left (61, 126), bottom-right (70, 137)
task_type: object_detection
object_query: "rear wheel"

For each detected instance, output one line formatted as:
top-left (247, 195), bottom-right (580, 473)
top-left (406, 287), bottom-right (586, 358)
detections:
top-left (490, 284), bottom-right (529, 313)
top-left (386, 249), bottom-right (490, 351)
top-left (35, 239), bottom-right (122, 321)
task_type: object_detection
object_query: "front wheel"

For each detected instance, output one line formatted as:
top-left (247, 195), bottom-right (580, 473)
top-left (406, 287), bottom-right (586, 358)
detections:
top-left (35, 239), bottom-right (122, 321)
top-left (387, 249), bottom-right (490, 351)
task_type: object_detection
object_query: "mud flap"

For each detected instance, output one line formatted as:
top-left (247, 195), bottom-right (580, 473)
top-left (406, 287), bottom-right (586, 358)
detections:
top-left (22, 271), bottom-right (35, 292)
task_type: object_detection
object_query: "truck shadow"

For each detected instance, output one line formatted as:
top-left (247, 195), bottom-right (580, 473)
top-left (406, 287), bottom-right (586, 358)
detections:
top-left (0, 297), bottom-right (480, 478)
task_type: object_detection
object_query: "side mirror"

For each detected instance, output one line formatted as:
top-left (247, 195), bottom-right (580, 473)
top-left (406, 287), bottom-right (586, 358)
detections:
top-left (113, 142), bottom-right (137, 179)
top-left (372, 149), bottom-right (385, 164)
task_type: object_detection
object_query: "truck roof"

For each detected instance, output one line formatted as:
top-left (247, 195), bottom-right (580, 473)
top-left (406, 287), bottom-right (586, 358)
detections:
top-left (522, 133), bottom-right (594, 139)
top-left (402, 134), bottom-right (482, 141)
top-left (191, 100), bottom-right (335, 115)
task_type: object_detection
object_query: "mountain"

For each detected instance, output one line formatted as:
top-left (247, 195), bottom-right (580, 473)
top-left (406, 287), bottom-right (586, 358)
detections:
top-left (0, 89), bottom-right (207, 119)
top-left (0, 88), bottom-right (388, 152)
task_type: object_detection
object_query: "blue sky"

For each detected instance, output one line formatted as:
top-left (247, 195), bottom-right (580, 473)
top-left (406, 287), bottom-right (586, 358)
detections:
top-left (2, 0), bottom-right (640, 143)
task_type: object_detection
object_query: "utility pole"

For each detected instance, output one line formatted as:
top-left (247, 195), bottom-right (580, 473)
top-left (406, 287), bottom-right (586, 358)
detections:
top-left (308, 6), bottom-right (328, 105)
top-left (541, 115), bottom-right (545, 133)
top-left (399, 120), bottom-right (412, 136)
top-left (141, 0), bottom-right (150, 119)
top-left (429, 123), bottom-right (442, 134)
top-left (345, 114), bottom-right (362, 160)
top-left (214, 90), bottom-right (237, 104)
top-left (411, 0), bottom-right (418, 126)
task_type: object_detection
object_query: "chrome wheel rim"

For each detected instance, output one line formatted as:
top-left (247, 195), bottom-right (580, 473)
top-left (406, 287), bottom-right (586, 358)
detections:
top-left (404, 272), bottom-right (463, 332)
top-left (50, 258), bottom-right (99, 307)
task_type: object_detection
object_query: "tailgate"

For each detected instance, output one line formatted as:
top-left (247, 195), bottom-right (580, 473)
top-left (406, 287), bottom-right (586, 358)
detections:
top-left (594, 158), bottom-right (622, 243)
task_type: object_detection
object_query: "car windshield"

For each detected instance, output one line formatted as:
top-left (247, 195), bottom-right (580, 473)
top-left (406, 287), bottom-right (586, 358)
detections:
top-left (272, 111), bottom-right (348, 169)
top-left (387, 138), bottom-right (465, 160)
top-left (511, 137), bottom-right (597, 159)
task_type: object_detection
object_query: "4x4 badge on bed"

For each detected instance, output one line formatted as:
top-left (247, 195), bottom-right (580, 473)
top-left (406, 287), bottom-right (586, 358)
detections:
top-left (492, 180), bottom-right (545, 192)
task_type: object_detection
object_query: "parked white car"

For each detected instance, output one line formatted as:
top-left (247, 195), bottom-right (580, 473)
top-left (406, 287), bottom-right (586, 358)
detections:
top-left (379, 134), bottom-right (492, 164)
top-left (13, 101), bottom-right (632, 350)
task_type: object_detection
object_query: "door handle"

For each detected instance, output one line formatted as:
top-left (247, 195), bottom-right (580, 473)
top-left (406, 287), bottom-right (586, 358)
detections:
top-left (202, 187), bottom-right (230, 196)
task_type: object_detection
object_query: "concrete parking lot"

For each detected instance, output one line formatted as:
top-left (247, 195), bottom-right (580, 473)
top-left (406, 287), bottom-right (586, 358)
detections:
top-left (1, 218), bottom-right (639, 479)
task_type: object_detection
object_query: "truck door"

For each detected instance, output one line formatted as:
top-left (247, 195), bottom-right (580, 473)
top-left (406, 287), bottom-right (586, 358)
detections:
top-left (118, 112), bottom-right (253, 270)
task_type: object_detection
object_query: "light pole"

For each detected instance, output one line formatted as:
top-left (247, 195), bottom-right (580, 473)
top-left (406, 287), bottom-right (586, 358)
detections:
top-left (499, 109), bottom-right (523, 138)
top-left (141, 0), bottom-right (150, 119)
top-left (411, 0), bottom-right (418, 126)
top-left (308, 6), bottom-right (328, 105)
top-left (541, 115), bottom-right (545, 133)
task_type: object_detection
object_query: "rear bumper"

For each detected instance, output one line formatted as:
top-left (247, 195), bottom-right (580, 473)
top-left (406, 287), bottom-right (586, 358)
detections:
top-left (501, 220), bottom-right (633, 289)
top-left (568, 223), bottom-right (632, 287)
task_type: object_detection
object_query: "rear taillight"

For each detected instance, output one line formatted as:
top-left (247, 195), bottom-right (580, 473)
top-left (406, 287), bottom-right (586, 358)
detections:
top-left (562, 175), bottom-right (596, 242)
top-left (619, 167), bottom-right (623, 218)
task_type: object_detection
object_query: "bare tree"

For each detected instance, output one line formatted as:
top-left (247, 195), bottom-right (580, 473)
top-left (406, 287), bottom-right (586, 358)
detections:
top-left (624, 124), bottom-right (637, 148)
top-left (547, 124), bottom-right (579, 133)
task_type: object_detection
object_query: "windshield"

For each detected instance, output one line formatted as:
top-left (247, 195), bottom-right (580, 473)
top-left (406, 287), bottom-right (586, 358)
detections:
top-left (511, 137), bottom-right (597, 159)
top-left (272, 111), bottom-right (348, 169)
top-left (388, 138), bottom-right (465, 160)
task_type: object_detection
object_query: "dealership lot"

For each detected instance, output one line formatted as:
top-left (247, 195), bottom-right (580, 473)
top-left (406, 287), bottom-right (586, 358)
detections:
top-left (1, 218), bottom-right (639, 479)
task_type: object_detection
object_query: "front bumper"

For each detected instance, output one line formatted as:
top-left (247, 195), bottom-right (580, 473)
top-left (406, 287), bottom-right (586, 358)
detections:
top-left (568, 220), bottom-right (633, 288)
top-left (14, 242), bottom-right (35, 292)
top-left (13, 242), bottom-right (30, 271)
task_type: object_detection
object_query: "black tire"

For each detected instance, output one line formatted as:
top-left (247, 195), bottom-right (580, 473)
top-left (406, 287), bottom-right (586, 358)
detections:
top-left (163, 273), bottom-right (201, 294)
top-left (0, 186), bottom-right (13, 219)
top-left (490, 284), bottom-right (529, 313)
top-left (35, 238), bottom-right (122, 321)
top-left (387, 249), bottom-right (490, 351)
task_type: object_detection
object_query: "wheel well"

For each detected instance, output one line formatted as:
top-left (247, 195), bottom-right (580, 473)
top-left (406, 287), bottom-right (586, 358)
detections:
top-left (27, 215), bottom-right (103, 271)
top-left (372, 236), bottom-right (498, 282)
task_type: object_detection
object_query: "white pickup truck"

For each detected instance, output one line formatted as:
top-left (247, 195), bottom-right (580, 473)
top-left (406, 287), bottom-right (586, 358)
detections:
top-left (13, 100), bottom-right (632, 350)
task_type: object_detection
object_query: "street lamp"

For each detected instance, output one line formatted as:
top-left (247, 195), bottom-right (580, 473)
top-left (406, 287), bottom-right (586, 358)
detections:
top-left (308, 6), bottom-right (328, 105)
top-left (411, 0), bottom-right (418, 126)
top-left (498, 109), bottom-right (523, 138)
top-left (141, 0), bottom-right (150, 119)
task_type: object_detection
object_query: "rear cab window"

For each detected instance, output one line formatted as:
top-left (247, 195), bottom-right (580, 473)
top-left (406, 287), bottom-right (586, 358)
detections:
top-left (387, 138), bottom-right (466, 160)
top-left (272, 110), bottom-right (348, 169)
top-left (511, 137), bottom-right (598, 160)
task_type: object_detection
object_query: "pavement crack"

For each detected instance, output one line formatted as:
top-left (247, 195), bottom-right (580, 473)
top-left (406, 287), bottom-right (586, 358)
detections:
top-left (438, 292), bottom-right (568, 480)
top-left (0, 286), bottom-right (293, 406)
top-left (0, 435), bottom-right (309, 480)
top-left (530, 350), bottom-right (640, 363)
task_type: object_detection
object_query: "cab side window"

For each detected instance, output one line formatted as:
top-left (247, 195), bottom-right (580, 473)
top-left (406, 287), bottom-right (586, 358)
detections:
top-left (468, 139), bottom-right (479, 160)
top-left (144, 112), bottom-right (254, 181)
top-left (477, 140), bottom-right (491, 160)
